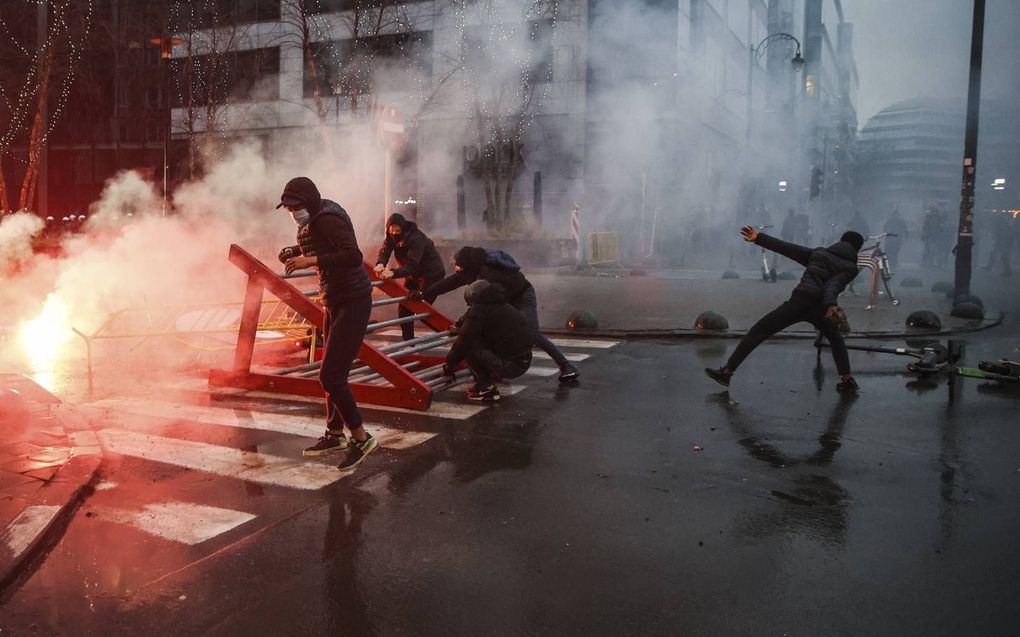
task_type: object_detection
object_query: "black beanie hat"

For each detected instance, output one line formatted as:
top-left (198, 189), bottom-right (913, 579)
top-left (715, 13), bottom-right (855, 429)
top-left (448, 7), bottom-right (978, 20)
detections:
top-left (453, 246), bottom-right (488, 271)
top-left (840, 231), bottom-right (864, 251)
top-left (276, 177), bottom-right (322, 213)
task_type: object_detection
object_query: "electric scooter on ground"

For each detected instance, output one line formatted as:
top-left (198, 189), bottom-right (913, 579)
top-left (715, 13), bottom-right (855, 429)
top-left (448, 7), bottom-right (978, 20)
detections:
top-left (955, 358), bottom-right (1020, 384)
top-left (815, 337), bottom-right (964, 375)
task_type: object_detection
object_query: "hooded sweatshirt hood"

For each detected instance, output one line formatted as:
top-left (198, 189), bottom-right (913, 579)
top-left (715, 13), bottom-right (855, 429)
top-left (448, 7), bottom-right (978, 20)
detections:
top-left (826, 240), bottom-right (859, 261)
top-left (464, 279), bottom-right (508, 305)
top-left (454, 246), bottom-right (488, 272)
top-left (385, 212), bottom-right (417, 233)
top-left (277, 177), bottom-right (323, 214)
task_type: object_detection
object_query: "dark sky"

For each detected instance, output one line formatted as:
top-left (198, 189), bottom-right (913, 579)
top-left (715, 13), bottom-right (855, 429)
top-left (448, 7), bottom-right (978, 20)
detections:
top-left (844, 0), bottom-right (1020, 124)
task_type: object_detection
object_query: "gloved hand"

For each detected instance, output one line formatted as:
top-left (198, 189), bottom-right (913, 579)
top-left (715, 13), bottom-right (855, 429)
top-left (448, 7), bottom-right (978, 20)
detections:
top-left (278, 246), bottom-right (298, 264)
top-left (373, 263), bottom-right (386, 274)
top-left (407, 289), bottom-right (424, 301)
top-left (825, 305), bottom-right (846, 323)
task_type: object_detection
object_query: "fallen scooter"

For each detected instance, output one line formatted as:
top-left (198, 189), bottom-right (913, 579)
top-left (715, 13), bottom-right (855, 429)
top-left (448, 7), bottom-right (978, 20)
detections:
top-left (955, 358), bottom-right (1020, 384)
top-left (814, 337), bottom-right (964, 375)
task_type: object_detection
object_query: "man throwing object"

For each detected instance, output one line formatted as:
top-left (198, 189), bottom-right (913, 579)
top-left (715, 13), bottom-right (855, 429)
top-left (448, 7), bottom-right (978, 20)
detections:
top-left (705, 226), bottom-right (863, 392)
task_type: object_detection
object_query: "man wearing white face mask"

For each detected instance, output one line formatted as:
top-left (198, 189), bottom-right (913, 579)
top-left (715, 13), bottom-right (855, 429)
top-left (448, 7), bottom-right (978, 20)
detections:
top-left (275, 176), bottom-right (378, 470)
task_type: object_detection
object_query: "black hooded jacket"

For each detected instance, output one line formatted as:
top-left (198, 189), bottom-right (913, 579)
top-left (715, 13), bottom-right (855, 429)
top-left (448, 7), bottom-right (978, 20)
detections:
top-left (755, 233), bottom-right (860, 307)
top-left (424, 246), bottom-right (531, 302)
top-left (446, 280), bottom-right (533, 369)
top-left (375, 213), bottom-right (445, 284)
top-left (282, 177), bottom-right (371, 305)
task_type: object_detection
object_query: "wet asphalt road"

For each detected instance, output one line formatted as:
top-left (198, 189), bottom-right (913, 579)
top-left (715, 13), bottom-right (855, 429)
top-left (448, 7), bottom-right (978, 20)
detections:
top-left (2, 301), bottom-right (1019, 635)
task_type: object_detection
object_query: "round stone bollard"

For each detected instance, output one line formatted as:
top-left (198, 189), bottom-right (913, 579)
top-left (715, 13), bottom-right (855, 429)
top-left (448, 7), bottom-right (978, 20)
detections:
top-left (906, 310), bottom-right (941, 330)
top-left (566, 309), bottom-right (598, 330)
top-left (901, 277), bottom-right (923, 288)
top-left (953, 293), bottom-right (984, 308)
top-left (721, 270), bottom-right (740, 280)
top-left (777, 271), bottom-right (796, 280)
top-left (931, 281), bottom-right (954, 294)
top-left (950, 301), bottom-right (984, 320)
top-left (695, 311), bottom-right (729, 331)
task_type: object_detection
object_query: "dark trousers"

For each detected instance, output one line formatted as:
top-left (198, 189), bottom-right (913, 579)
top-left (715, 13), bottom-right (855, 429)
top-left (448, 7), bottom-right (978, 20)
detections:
top-left (513, 286), bottom-right (569, 367)
top-left (398, 274), bottom-right (444, 341)
top-left (465, 343), bottom-right (531, 387)
top-left (320, 295), bottom-right (372, 435)
top-left (726, 296), bottom-right (851, 376)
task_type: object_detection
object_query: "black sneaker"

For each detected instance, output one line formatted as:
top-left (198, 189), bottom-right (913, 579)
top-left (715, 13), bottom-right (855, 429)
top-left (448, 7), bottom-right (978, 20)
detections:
top-left (303, 434), bottom-right (349, 457)
top-left (704, 367), bottom-right (732, 387)
top-left (337, 434), bottom-right (379, 471)
top-left (836, 377), bottom-right (859, 393)
top-left (558, 364), bottom-right (580, 383)
top-left (466, 384), bottom-right (500, 402)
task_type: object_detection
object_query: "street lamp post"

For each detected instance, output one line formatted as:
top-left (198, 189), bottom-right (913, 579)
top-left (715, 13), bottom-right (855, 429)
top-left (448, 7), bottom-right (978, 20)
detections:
top-left (746, 33), bottom-right (804, 141)
top-left (150, 35), bottom-right (183, 217)
top-left (952, 0), bottom-right (986, 316)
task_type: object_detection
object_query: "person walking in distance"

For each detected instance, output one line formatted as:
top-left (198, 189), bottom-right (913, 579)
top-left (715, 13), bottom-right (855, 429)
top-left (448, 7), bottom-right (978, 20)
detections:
top-left (705, 226), bottom-right (864, 393)
top-left (374, 212), bottom-right (446, 340)
top-left (422, 246), bottom-right (580, 383)
top-left (277, 176), bottom-right (378, 470)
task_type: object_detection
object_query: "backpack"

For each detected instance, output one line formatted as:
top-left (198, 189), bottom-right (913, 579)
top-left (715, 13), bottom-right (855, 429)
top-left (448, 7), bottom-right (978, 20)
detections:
top-left (484, 249), bottom-right (521, 272)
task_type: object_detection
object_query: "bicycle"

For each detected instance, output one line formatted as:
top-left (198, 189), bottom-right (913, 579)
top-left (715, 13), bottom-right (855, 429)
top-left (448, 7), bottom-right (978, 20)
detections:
top-left (852, 232), bottom-right (899, 309)
top-left (756, 224), bottom-right (777, 282)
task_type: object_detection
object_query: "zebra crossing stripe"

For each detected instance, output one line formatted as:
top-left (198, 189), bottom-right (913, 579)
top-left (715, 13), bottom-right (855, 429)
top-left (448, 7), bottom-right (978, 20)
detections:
top-left (85, 398), bottom-right (436, 450)
top-left (94, 501), bottom-right (256, 545)
top-left (167, 378), bottom-right (491, 420)
top-left (97, 428), bottom-right (348, 490)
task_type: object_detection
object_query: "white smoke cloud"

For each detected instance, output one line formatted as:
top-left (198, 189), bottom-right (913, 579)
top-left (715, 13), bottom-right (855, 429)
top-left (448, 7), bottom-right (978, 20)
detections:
top-left (0, 212), bottom-right (44, 270)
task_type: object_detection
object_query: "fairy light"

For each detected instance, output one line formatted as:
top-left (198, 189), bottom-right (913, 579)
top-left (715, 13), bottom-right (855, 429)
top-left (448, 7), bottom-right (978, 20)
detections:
top-left (0, 1), bottom-right (95, 173)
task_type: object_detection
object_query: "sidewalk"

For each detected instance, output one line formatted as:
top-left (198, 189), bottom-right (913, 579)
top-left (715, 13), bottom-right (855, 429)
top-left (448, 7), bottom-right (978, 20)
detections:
top-left (0, 375), bottom-right (101, 597)
top-left (429, 266), bottom-right (1002, 338)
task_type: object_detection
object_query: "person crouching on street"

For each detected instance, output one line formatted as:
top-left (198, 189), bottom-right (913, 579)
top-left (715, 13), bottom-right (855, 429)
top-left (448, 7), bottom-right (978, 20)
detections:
top-left (442, 280), bottom-right (533, 402)
top-left (423, 246), bottom-right (580, 383)
top-left (705, 226), bottom-right (864, 393)
top-left (374, 212), bottom-right (446, 340)
top-left (276, 176), bottom-right (378, 470)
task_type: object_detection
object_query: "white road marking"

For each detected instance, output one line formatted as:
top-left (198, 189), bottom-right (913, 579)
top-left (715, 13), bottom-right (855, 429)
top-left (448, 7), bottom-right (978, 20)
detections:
top-left (97, 429), bottom-right (347, 490)
top-left (525, 366), bottom-right (558, 377)
top-left (94, 501), bottom-right (256, 545)
top-left (85, 397), bottom-right (435, 450)
top-left (547, 338), bottom-right (618, 349)
top-left (168, 378), bottom-right (490, 420)
top-left (1, 505), bottom-right (60, 558)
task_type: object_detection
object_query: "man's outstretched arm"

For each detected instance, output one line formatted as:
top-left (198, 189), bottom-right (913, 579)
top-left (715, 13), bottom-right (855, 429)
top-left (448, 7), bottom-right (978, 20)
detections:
top-left (741, 226), bottom-right (812, 266)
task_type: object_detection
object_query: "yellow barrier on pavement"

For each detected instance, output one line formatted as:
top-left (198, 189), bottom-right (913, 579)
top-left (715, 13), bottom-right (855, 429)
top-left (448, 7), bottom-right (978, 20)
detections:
top-left (586, 231), bottom-right (621, 267)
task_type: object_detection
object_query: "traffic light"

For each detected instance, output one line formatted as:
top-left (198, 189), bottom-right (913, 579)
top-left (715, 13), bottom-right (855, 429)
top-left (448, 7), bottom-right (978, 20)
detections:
top-left (810, 166), bottom-right (824, 199)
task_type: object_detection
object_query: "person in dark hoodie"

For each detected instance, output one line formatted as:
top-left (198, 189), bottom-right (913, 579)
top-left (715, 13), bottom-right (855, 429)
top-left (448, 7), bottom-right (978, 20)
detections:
top-left (276, 176), bottom-right (378, 470)
top-left (705, 226), bottom-right (864, 393)
top-left (421, 246), bottom-right (580, 383)
top-left (374, 213), bottom-right (446, 340)
top-left (442, 279), bottom-right (533, 402)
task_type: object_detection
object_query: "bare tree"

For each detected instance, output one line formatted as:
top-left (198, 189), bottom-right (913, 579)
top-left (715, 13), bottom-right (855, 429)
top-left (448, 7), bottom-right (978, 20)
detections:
top-left (0, 0), bottom-right (92, 215)
top-left (452, 0), bottom-right (560, 231)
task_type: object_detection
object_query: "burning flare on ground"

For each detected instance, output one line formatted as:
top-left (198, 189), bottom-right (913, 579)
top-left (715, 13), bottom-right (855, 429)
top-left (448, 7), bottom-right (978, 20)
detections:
top-left (18, 294), bottom-right (74, 389)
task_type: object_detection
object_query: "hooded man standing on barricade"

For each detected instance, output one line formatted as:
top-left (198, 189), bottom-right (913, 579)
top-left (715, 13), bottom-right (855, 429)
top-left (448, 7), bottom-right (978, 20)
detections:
top-left (441, 280), bottom-right (533, 402)
top-left (374, 212), bottom-right (446, 340)
top-left (420, 246), bottom-right (580, 383)
top-left (276, 176), bottom-right (378, 470)
top-left (705, 226), bottom-right (864, 393)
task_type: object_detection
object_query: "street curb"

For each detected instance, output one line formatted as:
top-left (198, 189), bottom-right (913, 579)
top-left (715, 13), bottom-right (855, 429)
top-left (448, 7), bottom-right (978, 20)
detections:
top-left (545, 310), bottom-right (1004, 341)
top-left (0, 436), bottom-right (101, 601)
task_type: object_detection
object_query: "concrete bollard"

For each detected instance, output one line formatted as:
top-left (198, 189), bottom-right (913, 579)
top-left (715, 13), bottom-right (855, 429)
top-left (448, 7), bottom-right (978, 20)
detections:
top-left (566, 310), bottom-right (598, 330)
top-left (906, 310), bottom-right (941, 330)
top-left (931, 281), bottom-right (953, 294)
top-left (721, 271), bottom-right (740, 279)
top-left (695, 311), bottom-right (729, 331)
top-left (901, 277), bottom-right (923, 288)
